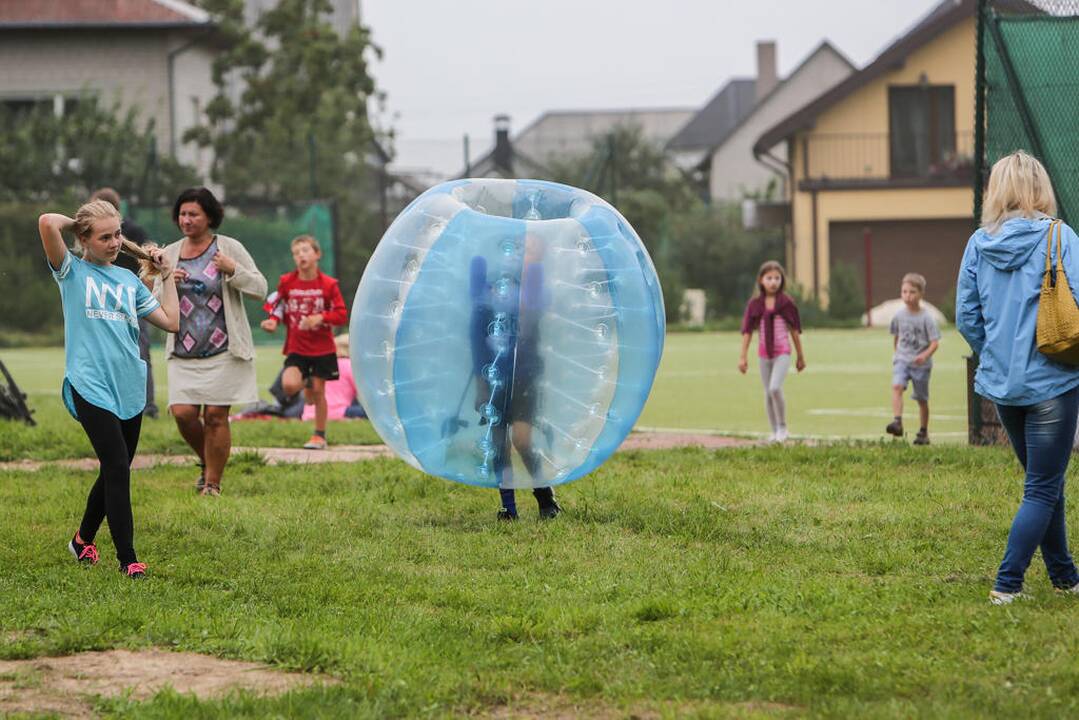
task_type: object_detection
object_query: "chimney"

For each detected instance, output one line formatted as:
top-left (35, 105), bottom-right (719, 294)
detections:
top-left (755, 41), bottom-right (778, 102)
top-left (493, 114), bottom-right (513, 175)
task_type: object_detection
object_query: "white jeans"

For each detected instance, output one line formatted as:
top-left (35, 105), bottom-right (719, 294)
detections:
top-left (759, 353), bottom-right (791, 434)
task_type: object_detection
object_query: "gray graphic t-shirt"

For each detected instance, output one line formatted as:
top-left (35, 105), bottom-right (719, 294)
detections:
top-left (174, 238), bottom-right (229, 359)
top-left (890, 306), bottom-right (941, 366)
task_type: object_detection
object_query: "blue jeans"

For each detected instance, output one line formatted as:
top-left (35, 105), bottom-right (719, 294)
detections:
top-left (994, 387), bottom-right (1079, 592)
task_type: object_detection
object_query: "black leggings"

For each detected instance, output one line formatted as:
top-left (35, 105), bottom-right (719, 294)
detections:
top-left (72, 388), bottom-right (142, 565)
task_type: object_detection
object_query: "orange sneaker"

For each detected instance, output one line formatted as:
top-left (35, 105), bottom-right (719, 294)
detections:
top-left (303, 435), bottom-right (327, 450)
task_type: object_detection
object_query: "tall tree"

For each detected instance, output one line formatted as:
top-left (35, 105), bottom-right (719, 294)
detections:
top-left (545, 125), bottom-right (701, 322)
top-left (186, 0), bottom-right (388, 294)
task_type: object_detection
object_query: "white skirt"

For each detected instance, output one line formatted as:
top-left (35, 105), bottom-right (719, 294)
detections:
top-left (167, 352), bottom-right (259, 407)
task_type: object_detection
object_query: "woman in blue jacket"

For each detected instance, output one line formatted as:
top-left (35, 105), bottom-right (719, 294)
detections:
top-left (957, 150), bottom-right (1079, 604)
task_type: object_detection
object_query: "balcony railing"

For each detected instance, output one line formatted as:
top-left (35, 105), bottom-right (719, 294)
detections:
top-left (802, 131), bottom-right (974, 187)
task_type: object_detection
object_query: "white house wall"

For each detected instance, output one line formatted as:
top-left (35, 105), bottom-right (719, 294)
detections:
top-left (170, 41), bottom-right (216, 180)
top-left (0, 29), bottom-right (171, 148)
top-left (0, 28), bottom-right (215, 181)
top-left (708, 49), bottom-right (854, 202)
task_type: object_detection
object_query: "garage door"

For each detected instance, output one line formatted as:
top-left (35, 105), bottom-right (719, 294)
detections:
top-left (829, 219), bottom-right (973, 308)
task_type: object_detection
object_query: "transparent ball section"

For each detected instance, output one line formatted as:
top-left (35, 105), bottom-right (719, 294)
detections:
top-left (350, 178), bottom-right (665, 488)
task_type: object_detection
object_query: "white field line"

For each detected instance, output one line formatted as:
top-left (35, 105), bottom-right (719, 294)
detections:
top-left (634, 425), bottom-right (968, 441)
top-left (664, 363), bottom-right (966, 377)
top-left (806, 408), bottom-right (967, 421)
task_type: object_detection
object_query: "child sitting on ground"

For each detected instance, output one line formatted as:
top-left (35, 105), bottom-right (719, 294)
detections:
top-left (261, 235), bottom-right (347, 449)
top-left (885, 272), bottom-right (940, 445)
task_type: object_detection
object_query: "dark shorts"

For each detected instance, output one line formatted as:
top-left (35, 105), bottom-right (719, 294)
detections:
top-left (506, 385), bottom-right (538, 424)
top-left (284, 353), bottom-right (339, 381)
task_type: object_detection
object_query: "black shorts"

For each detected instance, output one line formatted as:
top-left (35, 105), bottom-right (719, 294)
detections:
top-left (284, 353), bottom-right (339, 381)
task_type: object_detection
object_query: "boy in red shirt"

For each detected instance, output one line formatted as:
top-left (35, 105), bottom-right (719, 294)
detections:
top-left (261, 235), bottom-right (348, 449)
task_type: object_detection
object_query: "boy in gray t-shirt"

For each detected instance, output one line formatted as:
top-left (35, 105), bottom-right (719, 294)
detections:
top-left (885, 272), bottom-right (941, 445)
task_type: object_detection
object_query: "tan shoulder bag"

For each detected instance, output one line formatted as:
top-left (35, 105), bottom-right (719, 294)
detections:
top-left (1035, 220), bottom-right (1079, 364)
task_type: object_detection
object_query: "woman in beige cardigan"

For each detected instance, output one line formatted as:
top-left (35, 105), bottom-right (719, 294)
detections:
top-left (155, 188), bottom-right (267, 496)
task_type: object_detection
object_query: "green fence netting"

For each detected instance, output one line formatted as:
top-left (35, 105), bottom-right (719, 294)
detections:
top-left (129, 201), bottom-right (336, 330)
top-left (971, 1), bottom-right (1079, 444)
top-left (977, 0), bottom-right (1079, 224)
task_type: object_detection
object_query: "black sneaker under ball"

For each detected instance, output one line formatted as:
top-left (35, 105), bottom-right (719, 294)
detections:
top-left (538, 502), bottom-right (562, 520)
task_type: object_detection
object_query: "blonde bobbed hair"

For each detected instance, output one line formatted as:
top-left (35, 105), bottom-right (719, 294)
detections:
top-left (981, 150), bottom-right (1057, 233)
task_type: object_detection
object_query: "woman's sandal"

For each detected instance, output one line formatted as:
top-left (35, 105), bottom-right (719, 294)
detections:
top-left (200, 483), bottom-right (221, 497)
top-left (194, 462), bottom-right (206, 493)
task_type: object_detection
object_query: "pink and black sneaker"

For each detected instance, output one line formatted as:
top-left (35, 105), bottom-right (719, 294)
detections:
top-left (68, 534), bottom-right (99, 565)
top-left (120, 562), bottom-right (147, 580)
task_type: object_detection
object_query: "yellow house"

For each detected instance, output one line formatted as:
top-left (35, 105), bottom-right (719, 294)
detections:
top-left (753, 0), bottom-right (1033, 309)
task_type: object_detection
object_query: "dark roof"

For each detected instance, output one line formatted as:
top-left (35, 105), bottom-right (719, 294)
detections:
top-left (0, 0), bottom-right (209, 28)
top-left (666, 78), bottom-right (756, 152)
top-left (753, 0), bottom-right (1041, 156)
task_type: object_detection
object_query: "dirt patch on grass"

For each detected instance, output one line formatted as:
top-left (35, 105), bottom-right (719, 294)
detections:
top-left (475, 693), bottom-right (802, 719)
top-left (0, 648), bottom-right (334, 718)
top-left (0, 444), bottom-right (393, 473)
top-left (0, 433), bottom-right (753, 473)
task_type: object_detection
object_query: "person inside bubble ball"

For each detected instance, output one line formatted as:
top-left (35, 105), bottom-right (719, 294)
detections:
top-left (469, 237), bottom-right (562, 521)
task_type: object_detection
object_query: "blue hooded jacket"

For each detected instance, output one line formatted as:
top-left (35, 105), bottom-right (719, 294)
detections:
top-left (957, 216), bottom-right (1079, 406)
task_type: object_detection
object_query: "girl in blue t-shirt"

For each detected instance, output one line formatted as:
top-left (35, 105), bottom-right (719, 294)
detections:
top-left (39, 200), bottom-right (180, 579)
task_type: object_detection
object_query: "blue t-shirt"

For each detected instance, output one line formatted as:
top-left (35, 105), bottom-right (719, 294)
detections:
top-left (51, 250), bottom-right (160, 420)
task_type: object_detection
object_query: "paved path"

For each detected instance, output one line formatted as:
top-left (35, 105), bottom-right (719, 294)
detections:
top-left (0, 431), bottom-right (754, 473)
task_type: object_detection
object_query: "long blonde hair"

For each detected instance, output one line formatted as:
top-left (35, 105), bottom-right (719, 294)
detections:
top-left (981, 150), bottom-right (1057, 233)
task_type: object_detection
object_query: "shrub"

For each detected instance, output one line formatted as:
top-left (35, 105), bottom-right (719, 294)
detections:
top-left (828, 262), bottom-right (865, 320)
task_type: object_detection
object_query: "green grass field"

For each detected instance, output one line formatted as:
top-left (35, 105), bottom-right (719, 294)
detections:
top-left (638, 328), bottom-right (968, 441)
top-left (5, 331), bottom-right (1079, 717)
top-left (0, 328), bottom-right (970, 461)
top-left (3, 444), bottom-right (1079, 717)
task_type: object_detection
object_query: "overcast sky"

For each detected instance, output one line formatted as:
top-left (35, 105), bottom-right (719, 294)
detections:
top-left (362, 0), bottom-right (945, 178)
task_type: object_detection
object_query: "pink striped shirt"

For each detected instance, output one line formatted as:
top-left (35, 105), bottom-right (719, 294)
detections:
top-left (759, 316), bottom-right (791, 358)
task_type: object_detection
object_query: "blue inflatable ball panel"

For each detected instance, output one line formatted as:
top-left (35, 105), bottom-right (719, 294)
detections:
top-left (350, 179), bottom-right (664, 488)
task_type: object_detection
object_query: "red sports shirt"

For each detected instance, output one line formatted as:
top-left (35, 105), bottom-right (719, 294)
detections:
top-left (267, 271), bottom-right (348, 356)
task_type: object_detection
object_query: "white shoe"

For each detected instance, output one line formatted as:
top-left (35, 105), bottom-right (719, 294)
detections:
top-left (989, 590), bottom-right (1025, 605)
top-left (1056, 582), bottom-right (1079, 594)
top-left (775, 427), bottom-right (789, 442)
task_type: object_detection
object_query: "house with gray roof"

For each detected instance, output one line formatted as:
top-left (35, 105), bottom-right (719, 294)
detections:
top-left (706, 41), bottom-right (854, 203)
top-left (462, 108), bottom-right (694, 179)
top-left (666, 78), bottom-right (757, 172)
top-left (669, 41), bottom-right (855, 204)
